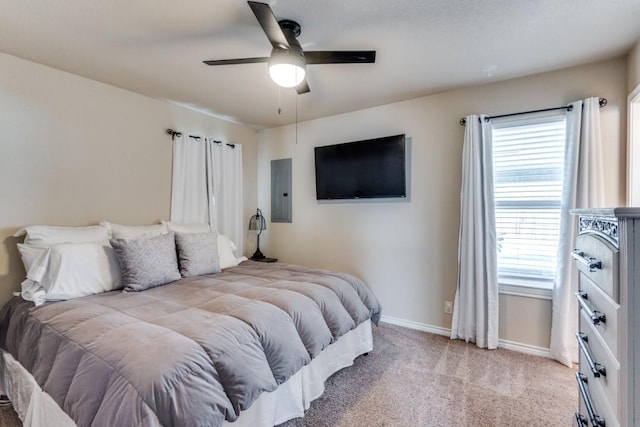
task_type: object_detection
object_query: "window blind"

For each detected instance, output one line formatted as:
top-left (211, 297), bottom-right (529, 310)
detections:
top-left (492, 117), bottom-right (566, 282)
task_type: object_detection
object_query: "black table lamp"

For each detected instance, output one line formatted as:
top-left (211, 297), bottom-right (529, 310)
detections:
top-left (248, 208), bottom-right (266, 260)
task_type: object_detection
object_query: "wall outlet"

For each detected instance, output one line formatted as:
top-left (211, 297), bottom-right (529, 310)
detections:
top-left (444, 301), bottom-right (453, 314)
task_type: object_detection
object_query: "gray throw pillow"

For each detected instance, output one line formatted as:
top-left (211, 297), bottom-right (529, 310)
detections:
top-left (110, 232), bottom-right (181, 291)
top-left (175, 232), bottom-right (221, 277)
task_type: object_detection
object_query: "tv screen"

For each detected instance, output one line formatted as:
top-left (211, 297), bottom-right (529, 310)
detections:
top-left (314, 134), bottom-right (406, 200)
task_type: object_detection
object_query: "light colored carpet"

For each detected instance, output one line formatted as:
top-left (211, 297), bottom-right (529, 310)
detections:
top-left (0, 323), bottom-right (576, 427)
top-left (279, 323), bottom-right (577, 427)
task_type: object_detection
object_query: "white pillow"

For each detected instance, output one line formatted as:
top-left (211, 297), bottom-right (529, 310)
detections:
top-left (17, 243), bottom-right (47, 274)
top-left (13, 225), bottom-right (110, 248)
top-left (21, 240), bottom-right (122, 306)
top-left (162, 221), bottom-right (211, 234)
top-left (100, 222), bottom-right (168, 239)
top-left (218, 235), bottom-right (247, 269)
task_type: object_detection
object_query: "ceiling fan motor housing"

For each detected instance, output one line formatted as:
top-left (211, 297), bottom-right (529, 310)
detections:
top-left (274, 20), bottom-right (304, 59)
top-left (268, 19), bottom-right (306, 87)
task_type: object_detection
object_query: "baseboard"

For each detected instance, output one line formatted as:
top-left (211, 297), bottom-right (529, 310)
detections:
top-left (380, 315), bottom-right (451, 337)
top-left (379, 315), bottom-right (551, 358)
top-left (496, 338), bottom-right (551, 358)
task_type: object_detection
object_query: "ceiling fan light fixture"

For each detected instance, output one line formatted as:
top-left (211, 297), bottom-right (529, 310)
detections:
top-left (203, 3), bottom-right (377, 95)
top-left (268, 50), bottom-right (306, 88)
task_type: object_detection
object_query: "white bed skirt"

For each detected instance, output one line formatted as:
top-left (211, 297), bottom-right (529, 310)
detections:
top-left (0, 319), bottom-right (372, 427)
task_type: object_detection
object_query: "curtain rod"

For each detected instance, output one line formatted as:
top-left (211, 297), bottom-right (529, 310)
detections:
top-left (165, 129), bottom-right (235, 148)
top-left (458, 97), bottom-right (607, 126)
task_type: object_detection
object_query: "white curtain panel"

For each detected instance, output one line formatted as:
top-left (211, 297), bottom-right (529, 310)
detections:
top-left (170, 136), bottom-right (244, 253)
top-left (206, 140), bottom-right (222, 232)
top-left (451, 115), bottom-right (499, 349)
top-left (206, 140), bottom-right (244, 253)
top-left (170, 134), bottom-right (210, 224)
top-left (224, 143), bottom-right (243, 253)
top-left (550, 97), bottom-right (605, 367)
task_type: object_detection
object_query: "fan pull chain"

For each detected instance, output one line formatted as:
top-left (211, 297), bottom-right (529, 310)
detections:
top-left (295, 90), bottom-right (298, 144)
top-left (278, 86), bottom-right (282, 115)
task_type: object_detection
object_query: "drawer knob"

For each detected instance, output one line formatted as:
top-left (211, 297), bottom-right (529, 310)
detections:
top-left (591, 311), bottom-right (606, 326)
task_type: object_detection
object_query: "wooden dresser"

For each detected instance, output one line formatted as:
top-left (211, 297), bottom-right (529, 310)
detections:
top-left (571, 208), bottom-right (640, 427)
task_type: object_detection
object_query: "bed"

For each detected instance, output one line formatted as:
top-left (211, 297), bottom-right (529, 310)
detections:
top-left (0, 224), bottom-right (381, 427)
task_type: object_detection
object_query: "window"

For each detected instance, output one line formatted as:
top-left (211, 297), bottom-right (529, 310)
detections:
top-left (491, 113), bottom-right (567, 291)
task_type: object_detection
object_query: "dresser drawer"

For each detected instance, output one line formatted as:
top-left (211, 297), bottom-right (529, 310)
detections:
top-left (573, 234), bottom-right (619, 301)
top-left (578, 310), bottom-right (620, 418)
top-left (577, 273), bottom-right (620, 355)
top-left (576, 369), bottom-right (620, 427)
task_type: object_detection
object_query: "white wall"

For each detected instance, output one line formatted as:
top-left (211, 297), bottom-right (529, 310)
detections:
top-left (627, 40), bottom-right (640, 206)
top-left (628, 39), bottom-right (640, 93)
top-left (0, 52), bottom-right (258, 307)
top-left (256, 57), bottom-right (628, 349)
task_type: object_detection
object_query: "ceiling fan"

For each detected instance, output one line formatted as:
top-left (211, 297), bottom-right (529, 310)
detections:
top-left (203, 1), bottom-right (376, 94)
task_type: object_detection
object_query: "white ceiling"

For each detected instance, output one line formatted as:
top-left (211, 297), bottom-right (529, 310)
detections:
top-left (2, 0), bottom-right (640, 129)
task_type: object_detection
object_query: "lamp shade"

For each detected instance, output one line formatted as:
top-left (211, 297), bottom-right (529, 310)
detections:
top-left (268, 49), bottom-right (306, 88)
top-left (248, 209), bottom-right (266, 234)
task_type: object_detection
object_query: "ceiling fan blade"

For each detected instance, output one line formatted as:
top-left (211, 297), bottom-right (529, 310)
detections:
top-left (203, 57), bottom-right (269, 66)
top-left (296, 80), bottom-right (310, 94)
top-left (303, 51), bottom-right (376, 64)
top-left (248, 1), bottom-right (291, 50)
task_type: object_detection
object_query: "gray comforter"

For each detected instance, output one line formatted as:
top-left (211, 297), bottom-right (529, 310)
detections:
top-left (0, 261), bottom-right (381, 426)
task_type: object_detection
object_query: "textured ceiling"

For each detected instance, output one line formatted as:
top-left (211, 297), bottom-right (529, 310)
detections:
top-left (1, 0), bottom-right (640, 129)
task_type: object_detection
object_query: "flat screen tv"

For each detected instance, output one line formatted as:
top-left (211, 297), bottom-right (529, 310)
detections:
top-left (314, 134), bottom-right (407, 200)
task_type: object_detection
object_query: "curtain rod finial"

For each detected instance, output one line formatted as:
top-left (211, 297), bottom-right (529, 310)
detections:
top-left (166, 128), bottom-right (182, 141)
